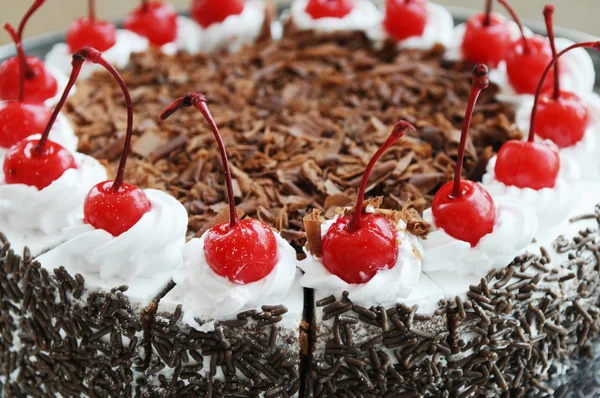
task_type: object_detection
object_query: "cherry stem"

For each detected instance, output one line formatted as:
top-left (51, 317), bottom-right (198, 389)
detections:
top-left (84, 51), bottom-right (133, 192)
top-left (37, 47), bottom-right (134, 191)
top-left (3, 24), bottom-right (26, 102)
top-left (141, 0), bottom-right (149, 12)
top-left (347, 120), bottom-right (415, 233)
top-left (17, 0), bottom-right (46, 39)
top-left (89, 0), bottom-right (96, 22)
top-left (13, 0), bottom-right (46, 80)
top-left (543, 5), bottom-right (560, 100)
top-left (451, 63), bottom-right (489, 199)
top-left (529, 41), bottom-right (600, 142)
top-left (36, 53), bottom-right (84, 152)
top-left (483, 0), bottom-right (493, 27)
top-left (159, 93), bottom-right (239, 228)
top-left (497, 0), bottom-right (529, 54)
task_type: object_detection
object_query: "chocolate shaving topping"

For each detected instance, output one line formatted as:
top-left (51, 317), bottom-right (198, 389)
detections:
top-left (67, 29), bottom-right (517, 245)
top-left (303, 209), bottom-right (324, 258)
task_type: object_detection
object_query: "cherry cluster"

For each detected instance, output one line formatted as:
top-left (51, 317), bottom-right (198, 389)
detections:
top-left (3, 47), bottom-right (151, 237)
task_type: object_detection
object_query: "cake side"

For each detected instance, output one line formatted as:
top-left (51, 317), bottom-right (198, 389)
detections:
top-left (142, 303), bottom-right (303, 396)
top-left (307, 211), bottom-right (600, 397)
top-left (0, 235), bottom-right (306, 397)
top-left (0, 234), bottom-right (143, 397)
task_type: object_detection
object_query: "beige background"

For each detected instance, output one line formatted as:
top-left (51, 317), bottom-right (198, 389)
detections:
top-left (0, 0), bottom-right (598, 46)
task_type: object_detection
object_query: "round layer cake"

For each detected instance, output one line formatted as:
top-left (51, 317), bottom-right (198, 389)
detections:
top-left (0, 1), bottom-right (599, 397)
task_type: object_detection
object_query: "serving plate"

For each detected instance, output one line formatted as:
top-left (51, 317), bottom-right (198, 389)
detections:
top-left (0, 4), bottom-right (599, 397)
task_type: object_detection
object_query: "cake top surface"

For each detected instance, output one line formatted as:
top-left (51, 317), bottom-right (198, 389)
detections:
top-left (65, 30), bottom-right (520, 247)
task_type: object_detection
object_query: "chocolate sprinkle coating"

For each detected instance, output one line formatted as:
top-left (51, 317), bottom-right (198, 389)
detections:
top-left (141, 302), bottom-right (301, 397)
top-left (0, 243), bottom-right (142, 397)
top-left (0, 239), bottom-right (303, 398)
top-left (308, 213), bottom-right (600, 397)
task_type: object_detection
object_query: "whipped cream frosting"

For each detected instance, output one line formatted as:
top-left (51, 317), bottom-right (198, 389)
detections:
top-left (0, 146), bottom-right (106, 255)
top-left (515, 92), bottom-right (600, 179)
top-left (290, 0), bottom-right (380, 34)
top-left (0, 148), bottom-right (106, 232)
top-left (159, 42), bottom-right (178, 56)
top-left (37, 189), bottom-right (186, 282)
top-left (366, 3), bottom-right (454, 50)
top-left (121, 26), bottom-right (178, 56)
top-left (429, 178), bottom-right (600, 302)
top-left (45, 30), bottom-right (149, 80)
top-left (0, 104), bottom-right (77, 160)
top-left (490, 37), bottom-right (595, 106)
top-left (175, 228), bottom-right (298, 323)
top-left (481, 152), bottom-right (581, 234)
top-left (298, 213), bottom-right (423, 307)
top-left (176, 1), bottom-right (266, 55)
top-left (421, 196), bottom-right (537, 277)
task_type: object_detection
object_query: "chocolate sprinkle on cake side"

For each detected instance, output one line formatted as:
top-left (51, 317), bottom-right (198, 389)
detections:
top-left (0, 232), bottom-right (305, 397)
top-left (0, 233), bottom-right (142, 397)
top-left (65, 31), bottom-right (519, 246)
top-left (309, 209), bottom-right (600, 397)
top-left (142, 304), bottom-right (302, 397)
top-left (3, 209), bottom-right (600, 397)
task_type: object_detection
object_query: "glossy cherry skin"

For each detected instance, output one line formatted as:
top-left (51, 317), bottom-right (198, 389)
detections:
top-left (535, 90), bottom-right (589, 148)
top-left (321, 214), bottom-right (399, 284)
top-left (0, 101), bottom-right (51, 148)
top-left (0, 56), bottom-right (58, 103)
top-left (305, 0), bottom-right (354, 19)
top-left (204, 218), bottom-right (279, 284)
top-left (461, 13), bottom-right (512, 68)
top-left (383, 0), bottom-right (428, 41)
top-left (124, 2), bottom-right (178, 47)
top-left (432, 181), bottom-right (496, 247)
top-left (494, 140), bottom-right (560, 190)
top-left (506, 35), bottom-right (554, 94)
top-left (191, 0), bottom-right (245, 28)
top-left (66, 17), bottom-right (117, 53)
top-left (84, 181), bottom-right (151, 237)
top-left (3, 139), bottom-right (76, 190)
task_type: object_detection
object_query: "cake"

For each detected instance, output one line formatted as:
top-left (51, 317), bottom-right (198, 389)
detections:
top-left (1, 0), bottom-right (600, 397)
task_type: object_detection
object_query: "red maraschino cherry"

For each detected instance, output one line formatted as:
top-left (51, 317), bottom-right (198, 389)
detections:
top-left (534, 5), bottom-right (591, 148)
top-left (159, 93), bottom-right (278, 284)
top-left (495, 40), bottom-right (600, 189)
top-left (383, 0), bottom-right (428, 42)
top-left (191, 0), bottom-right (245, 28)
top-left (124, 0), bottom-right (178, 47)
top-left (66, 0), bottom-right (117, 53)
top-left (320, 121), bottom-right (416, 284)
top-left (0, 0), bottom-right (58, 103)
top-left (432, 64), bottom-right (495, 247)
top-left (461, 0), bottom-right (512, 67)
top-left (69, 48), bottom-right (151, 237)
top-left (0, 24), bottom-right (51, 148)
top-left (498, 0), bottom-right (554, 94)
top-left (305, 0), bottom-right (354, 19)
